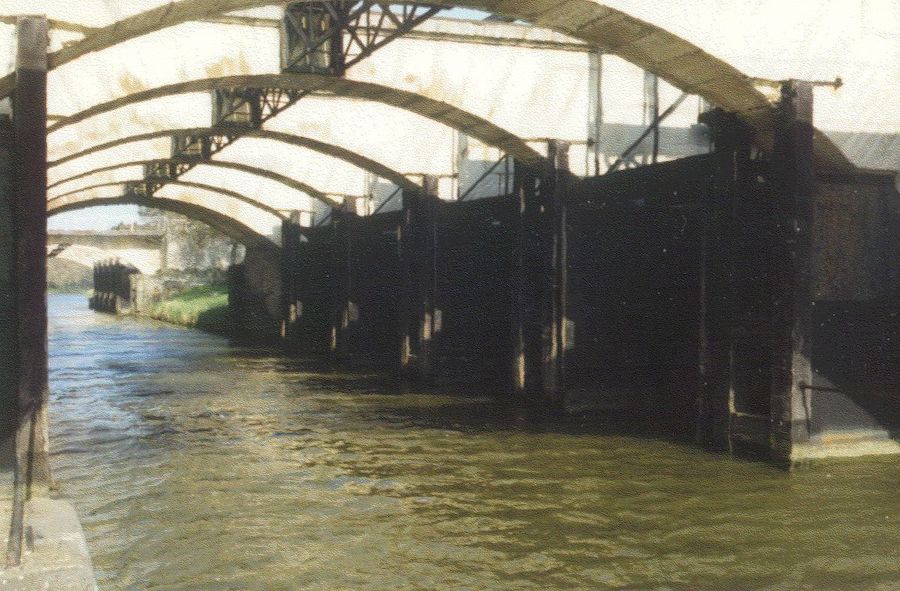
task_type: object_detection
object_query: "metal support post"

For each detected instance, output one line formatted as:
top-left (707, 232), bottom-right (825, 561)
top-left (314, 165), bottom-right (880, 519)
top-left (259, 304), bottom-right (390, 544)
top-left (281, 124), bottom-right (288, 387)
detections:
top-left (511, 141), bottom-right (570, 411)
top-left (330, 200), bottom-right (357, 357)
top-left (398, 176), bottom-right (439, 382)
top-left (769, 80), bottom-right (816, 464)
top-left (280, 212), bottom-right (304, 341)
top-left (7, 15), bottom-right (50, 569)
top-left (695, 109), bottom-right (753, 450)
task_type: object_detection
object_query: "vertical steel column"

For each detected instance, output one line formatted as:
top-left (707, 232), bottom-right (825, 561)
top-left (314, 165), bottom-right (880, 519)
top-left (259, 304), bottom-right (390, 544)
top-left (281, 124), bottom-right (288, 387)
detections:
top-left (280, 212), bottom-right (304, 340)
top-left (330, 200), bottom-right (356, 357)
top-left (695, 109), bottom-right (752, 450)
top-left (587, 50), bottom-right (604, 176)
top-left (511, 142), bottom-right (570, 411)
top-left (398, 189), bottom-right (415, 373)
top-left (510, 160), bottom-right (537, 395)
top-left (7, 15), bottom-right (50, 569)
top-left (398, 176), bottom-right (439, 382)
top-left (542, 141), bottom-right (570, 405)
top-left (769, 81), bottom-right (816, 464)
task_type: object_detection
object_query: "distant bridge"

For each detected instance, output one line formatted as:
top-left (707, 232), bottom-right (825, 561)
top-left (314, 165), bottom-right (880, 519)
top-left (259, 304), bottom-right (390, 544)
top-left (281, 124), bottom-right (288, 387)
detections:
top-left (48, 230), bottom-right (164, 274)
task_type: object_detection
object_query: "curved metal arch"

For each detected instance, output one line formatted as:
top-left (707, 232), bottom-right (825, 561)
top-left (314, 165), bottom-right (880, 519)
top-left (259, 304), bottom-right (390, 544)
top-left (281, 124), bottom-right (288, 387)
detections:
top-left (0, 0), bottom-right (853, 171)
top-left (50, 180), bottom-right (290, 223)
top-left (49, 194), bottom-right (279, 250)
top-left (47, 74), bottom-right (546, 165)
top-left (49, 158), bottom-right (344, 208)
top-left (49, 127), bottom-right (422, 193)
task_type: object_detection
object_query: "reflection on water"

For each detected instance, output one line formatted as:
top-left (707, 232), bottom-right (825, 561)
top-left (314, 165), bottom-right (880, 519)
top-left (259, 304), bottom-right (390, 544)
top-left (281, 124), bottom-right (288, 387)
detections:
top-left (48, 295), bottom-right (898, 590)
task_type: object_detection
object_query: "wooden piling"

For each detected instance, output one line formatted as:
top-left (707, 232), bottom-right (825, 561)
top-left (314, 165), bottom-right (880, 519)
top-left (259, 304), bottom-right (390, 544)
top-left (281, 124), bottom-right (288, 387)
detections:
top-left (330, 204), bottom-right (352, 356)
top-left (12, 15), bottom-right (51, 489)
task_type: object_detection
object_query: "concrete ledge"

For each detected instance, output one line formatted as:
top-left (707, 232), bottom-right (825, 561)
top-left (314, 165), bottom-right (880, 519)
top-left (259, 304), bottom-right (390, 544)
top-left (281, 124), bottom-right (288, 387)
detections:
top-left (0, 498), bottom-right (97, 591)
top-left (792, 436), bottom-right (900, 462)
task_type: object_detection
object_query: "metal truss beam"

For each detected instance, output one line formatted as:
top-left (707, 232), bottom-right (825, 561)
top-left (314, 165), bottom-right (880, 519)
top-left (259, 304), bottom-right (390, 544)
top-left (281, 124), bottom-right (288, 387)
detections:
top-left (49, 157), bottom-right (339, 208)
top-left (132, 3), bottom-right (440, 198)
top-left (51, 180), bottom-right (291, 224)
top-left (282, 1), bottom-right (442, 76)
top-left (47, 127), bottom-right (420, 194)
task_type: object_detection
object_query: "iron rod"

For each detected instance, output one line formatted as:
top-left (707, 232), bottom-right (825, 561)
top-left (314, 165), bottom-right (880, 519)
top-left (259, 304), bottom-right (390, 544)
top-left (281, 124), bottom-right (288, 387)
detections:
top-left (608, 92), bottom-right (687, 173)
top-left (372, 185), bottom-right (402, 215)
top-left (459, 153), bottom-right (509, 201)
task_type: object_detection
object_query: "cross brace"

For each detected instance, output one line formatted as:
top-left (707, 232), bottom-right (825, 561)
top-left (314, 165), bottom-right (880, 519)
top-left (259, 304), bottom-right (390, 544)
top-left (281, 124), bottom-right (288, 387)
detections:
top-left (282, 1), bottom-right (442, 75)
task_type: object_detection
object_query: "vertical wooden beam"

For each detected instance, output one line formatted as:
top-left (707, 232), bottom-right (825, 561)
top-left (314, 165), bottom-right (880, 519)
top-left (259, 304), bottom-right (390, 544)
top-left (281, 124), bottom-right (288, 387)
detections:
top-left (398, 189), bottom-right (415, 373)
top-left (769, 80), bottom-right (816, 464)
top-left (398, 176), bottom-right (439, 382)
top-left (695, 109), bottom-right (752, 450)
top-left (7, 15), bottom-right (50, 568)
top-left (0, 111), bottom-right (16, 472)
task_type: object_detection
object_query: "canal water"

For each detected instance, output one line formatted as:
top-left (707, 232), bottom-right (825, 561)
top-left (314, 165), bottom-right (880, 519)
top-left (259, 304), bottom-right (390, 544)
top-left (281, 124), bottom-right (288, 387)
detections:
top-left (47, 294), bottom-right (898, 591)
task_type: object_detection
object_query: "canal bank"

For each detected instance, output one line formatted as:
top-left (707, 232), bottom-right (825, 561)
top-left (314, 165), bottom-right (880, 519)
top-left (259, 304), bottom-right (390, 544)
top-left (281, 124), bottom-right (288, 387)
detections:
top-left (0, 493), bottom-right (97, 591)
top-left (90, 262), bottom-right (234, 336)
top-left (140, 285), bottom-right (231, 336)
top-left (47, 294), bottom-right (900, 591)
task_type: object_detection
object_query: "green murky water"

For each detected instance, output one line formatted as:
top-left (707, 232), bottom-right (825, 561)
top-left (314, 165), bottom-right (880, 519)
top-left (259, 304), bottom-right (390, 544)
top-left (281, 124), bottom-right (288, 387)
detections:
top-left (47, 295), bottom-right (898, 590)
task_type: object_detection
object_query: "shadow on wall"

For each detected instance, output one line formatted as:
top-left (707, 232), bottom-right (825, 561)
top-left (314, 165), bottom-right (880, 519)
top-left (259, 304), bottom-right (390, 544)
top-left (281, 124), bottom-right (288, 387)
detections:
top-left (810, 303), bottom-right (899, 442)
top-left (808, 175), bottom-right (900, 444)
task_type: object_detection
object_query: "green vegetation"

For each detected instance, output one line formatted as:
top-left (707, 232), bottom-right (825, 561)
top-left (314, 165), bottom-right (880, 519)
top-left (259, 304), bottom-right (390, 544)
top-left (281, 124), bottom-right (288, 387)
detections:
top-left (150, 285), bottom-right (230, 335)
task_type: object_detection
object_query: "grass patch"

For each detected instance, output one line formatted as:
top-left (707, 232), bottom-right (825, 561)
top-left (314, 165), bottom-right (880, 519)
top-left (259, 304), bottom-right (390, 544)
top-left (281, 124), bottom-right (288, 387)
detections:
top-left (150, 285), bottom-right (230, 335)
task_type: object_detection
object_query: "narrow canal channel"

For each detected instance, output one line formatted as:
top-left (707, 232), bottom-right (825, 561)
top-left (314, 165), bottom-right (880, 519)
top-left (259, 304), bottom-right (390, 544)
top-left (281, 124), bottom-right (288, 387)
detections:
top-left (47, 295), bottom-right (898, 591)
